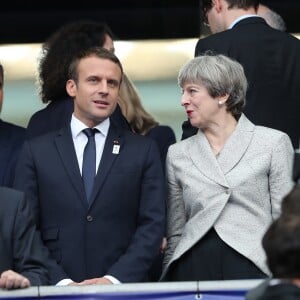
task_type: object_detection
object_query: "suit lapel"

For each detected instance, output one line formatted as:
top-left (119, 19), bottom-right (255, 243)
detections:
top-left (217, 114), bottom-right (255, 174)
top-left (89, 124), bottom-right (123, 206)
top-left (186, 114), bottom-right (255, 186)
top-left (55, 126), bottom-right (87, 206)
top-left (187, 131), bottom-right (229, 187)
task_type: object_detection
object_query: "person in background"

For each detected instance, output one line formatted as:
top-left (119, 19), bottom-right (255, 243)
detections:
top-left (257, 3), bottom-right (286, 31)
top-left (246, 185), bottom-right (300, 300)
top-left (182, 0), bottom-right (300, 148)
top-left (26, 20), bottom-right (130, 139)
top-left (0, 63), bottom-right (26, 187)
top-left (161, 53), bottom-right (294, 282)
top-left (281, 185), bottom-right (300, 217)
top-left (118, 73), bottom-right (176, 172)
top-left (247, 217), bottom-right (300, 300)
top-left (0, 187), bottom-right (66, 289)
top-left (14, 47), bottom-right (165, 284)
top-left (258, 217), bottom-right (300, 299)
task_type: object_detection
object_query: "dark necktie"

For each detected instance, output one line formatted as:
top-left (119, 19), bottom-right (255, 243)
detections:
top-left (82, 128), bottom-right (97, 202)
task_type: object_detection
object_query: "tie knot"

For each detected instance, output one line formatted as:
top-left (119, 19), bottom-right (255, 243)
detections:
top-left (83, 128), bottom-right (98, 138)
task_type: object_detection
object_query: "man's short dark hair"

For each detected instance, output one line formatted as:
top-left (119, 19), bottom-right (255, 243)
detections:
top-left (200, 0), bottom-right (260, 22)
top-left (263, 216), bottom-right (300, 278)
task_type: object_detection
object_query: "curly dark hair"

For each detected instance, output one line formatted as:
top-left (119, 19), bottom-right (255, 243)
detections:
top-left (38, 20), bottom-right (114, 103)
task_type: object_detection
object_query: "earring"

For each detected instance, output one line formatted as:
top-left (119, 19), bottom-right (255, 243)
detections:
top-left (218, 100), bottom-right (224, 106)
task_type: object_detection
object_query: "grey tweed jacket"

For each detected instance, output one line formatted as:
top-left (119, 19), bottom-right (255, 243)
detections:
top-left (161, 114), bottom-right (294, 279)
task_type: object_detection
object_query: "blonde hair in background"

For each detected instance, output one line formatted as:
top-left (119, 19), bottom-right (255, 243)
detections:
top-left (118, 73), bottom-right (158, 135)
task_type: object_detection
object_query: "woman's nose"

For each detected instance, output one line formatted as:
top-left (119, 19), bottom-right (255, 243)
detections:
top-left (181, 93), bottom-right (189, 107)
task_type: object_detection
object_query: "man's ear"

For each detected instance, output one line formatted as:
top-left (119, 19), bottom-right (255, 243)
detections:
top-left (213, 0), bottom-right (223, 13)
top-left (66, 79), bottom-right (76, 97)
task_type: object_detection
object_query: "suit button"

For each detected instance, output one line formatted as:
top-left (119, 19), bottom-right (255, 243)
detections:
top-left (86, 215), bottom-right (93, 222)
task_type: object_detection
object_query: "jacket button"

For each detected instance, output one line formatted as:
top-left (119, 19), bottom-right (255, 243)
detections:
top-left (86, 215), bottom-right (93, 222)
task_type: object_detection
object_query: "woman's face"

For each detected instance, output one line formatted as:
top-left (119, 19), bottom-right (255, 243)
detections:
top-left (181, 82), bottom-right (223, 128)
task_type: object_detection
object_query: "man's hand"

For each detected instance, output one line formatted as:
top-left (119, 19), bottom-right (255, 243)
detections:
top-left (75, 277), bottom-right (113, 285)
top-left (0, 270), bottom-right (30, 289)
top-left (160, 237), bottom-right (167, 253)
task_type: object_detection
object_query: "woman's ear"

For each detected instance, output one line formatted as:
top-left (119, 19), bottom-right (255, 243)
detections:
top-left (222, 93), bottom-right (229, 102)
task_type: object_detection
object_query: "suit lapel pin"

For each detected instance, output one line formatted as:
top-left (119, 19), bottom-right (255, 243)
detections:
top-left (112, 140), bottom-right (120, 155)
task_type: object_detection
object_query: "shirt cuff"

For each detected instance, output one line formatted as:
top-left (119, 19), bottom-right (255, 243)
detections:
top-left (56, 279), bottom-right (74, 286)
top-left (104, 275), bottom-right (121, 284)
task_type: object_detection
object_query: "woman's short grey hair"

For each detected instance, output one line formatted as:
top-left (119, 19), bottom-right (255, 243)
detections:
top-left (178, 53), bottom-right (247, 118)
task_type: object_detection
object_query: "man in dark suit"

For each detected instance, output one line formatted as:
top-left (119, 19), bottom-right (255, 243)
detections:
top-left (0, 63), bottom-right (26, 187)
top-left (0, 187), bottom-right (63, 289)
top-left (182, 0), bottom-right (300, 148)
top-left (14, 47), bottom-right (165, 284)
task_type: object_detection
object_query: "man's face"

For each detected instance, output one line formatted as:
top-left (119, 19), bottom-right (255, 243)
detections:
top-left (66, 55), bottom-right (122, 128)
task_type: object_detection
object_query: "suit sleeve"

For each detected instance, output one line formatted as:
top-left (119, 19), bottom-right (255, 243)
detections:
top-left (13, 141), bottom-right (68, 284)
top-left (13, 140), bottom-right (41, 225)
top-left (269, 133), bottom-right (294, 219)
top-left (107, 140), bottom-right (166, 282)
top-left (12, 192), bottom-right (50, 285)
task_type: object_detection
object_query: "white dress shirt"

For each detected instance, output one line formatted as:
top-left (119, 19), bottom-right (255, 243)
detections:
top-left (71, 115), bottom-right (109, 174)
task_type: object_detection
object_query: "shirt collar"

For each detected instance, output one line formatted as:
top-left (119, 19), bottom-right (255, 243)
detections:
top-left (71, 114), bottom-right (110, 139)
top-left (229, 14), bottom-right (258, 29)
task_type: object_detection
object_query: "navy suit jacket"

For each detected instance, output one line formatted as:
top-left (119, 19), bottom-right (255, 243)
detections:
top-left (0, 187), bottom-right (64, 285)
top-left (0, 120), bottom-right (26, 187)
top-left (14, 120), bottom-right (166, 283)
top-left (183, 17), bottom-right (300, 148)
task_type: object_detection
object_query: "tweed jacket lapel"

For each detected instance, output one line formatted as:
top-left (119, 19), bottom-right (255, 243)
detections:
top-left (217, 114), bottom-right (255, 175)
top-left (187, 129), bottom-right (229, 188)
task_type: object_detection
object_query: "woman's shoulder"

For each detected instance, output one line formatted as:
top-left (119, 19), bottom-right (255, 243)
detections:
top-left (168, 133), bottom-right (195, 152)
top-left (253, 125), bottom-right (293, 151)
top-left (240, 114), bottom-right (292, 146)
top-left (254, 125), bottom-right (290, 140)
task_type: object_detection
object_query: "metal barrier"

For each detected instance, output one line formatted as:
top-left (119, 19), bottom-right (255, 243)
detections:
top-left (0, 279), bottom-right (263, 300)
